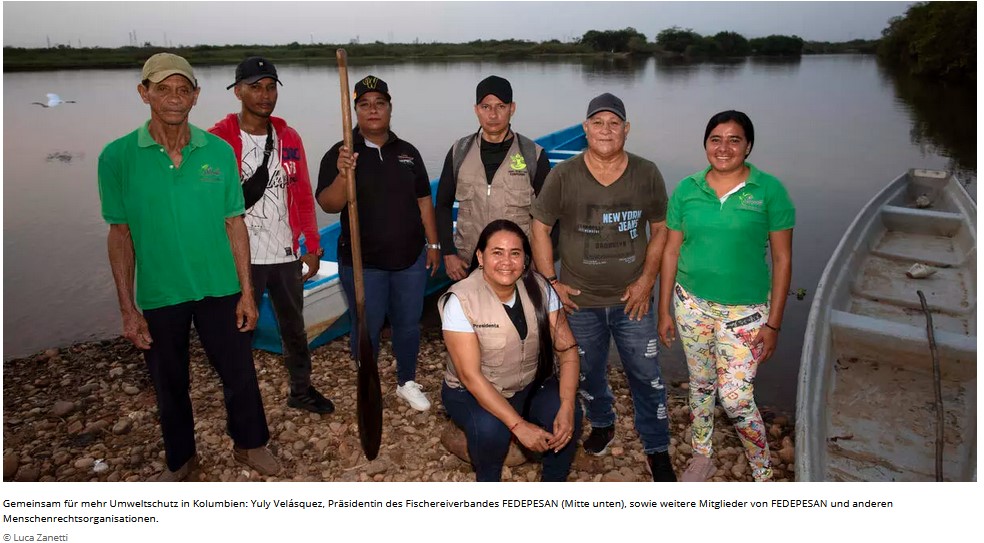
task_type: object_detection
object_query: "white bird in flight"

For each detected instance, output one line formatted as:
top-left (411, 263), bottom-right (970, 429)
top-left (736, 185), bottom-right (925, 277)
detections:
top-left (32, 93), bottom-right (76, 108)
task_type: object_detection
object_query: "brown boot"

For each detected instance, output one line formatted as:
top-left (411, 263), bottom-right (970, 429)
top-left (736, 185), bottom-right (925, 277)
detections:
top-left (233, 446), bottom-right (281, 476)
top-left (156, 455), bottom-right (198, 482)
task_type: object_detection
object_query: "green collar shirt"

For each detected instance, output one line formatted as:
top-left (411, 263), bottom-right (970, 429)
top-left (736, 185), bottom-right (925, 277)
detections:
top-left (666, 162), bottom-right (795, 305)
top-left (98, 121), bottom-right (245, 310)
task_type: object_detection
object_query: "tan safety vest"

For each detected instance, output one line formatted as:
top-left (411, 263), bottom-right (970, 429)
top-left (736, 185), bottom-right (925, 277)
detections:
top-left (452, 134), bottom-right (542, 265)
top-left (439, 270), bottom-right (542, 398)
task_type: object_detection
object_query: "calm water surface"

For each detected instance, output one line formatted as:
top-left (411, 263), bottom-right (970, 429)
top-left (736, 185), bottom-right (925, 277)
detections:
top-left (3, 55), bottom-right (972, 412)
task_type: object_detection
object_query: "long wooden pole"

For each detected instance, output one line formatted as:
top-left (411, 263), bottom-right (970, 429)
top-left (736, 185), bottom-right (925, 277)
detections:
top-left (336, 48), bottom-right (382, 460)
top-left (916, 290), bottom-right (944, 481)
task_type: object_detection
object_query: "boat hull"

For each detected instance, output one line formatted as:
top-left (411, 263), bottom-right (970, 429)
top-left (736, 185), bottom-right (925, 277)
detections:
top-left (796, 169), bottom-right (977, 481)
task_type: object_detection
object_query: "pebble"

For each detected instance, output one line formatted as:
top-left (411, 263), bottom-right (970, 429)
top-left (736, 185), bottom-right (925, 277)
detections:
top-left (74, 457), bottom-right (95, 470)
top-left (3, 333), bottom-right (797, 482)
top-left (4, 453), bottom-right (19, 479)
top-left (51, 401), bottom-right (75, 417)
top-left (112, 419), bottom-right (133, 435)
top-left (14, 466), bottom-right (40, 482)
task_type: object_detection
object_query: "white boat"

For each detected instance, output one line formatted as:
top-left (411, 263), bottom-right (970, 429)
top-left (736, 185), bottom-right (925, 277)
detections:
top-left (796, 169), bottom-right (977, 481)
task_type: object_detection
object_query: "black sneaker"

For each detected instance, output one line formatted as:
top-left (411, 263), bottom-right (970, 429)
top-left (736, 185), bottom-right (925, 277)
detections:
top-left (582, 425), bottom-right (615, 456)
top-left (288, 386), bottom-right (336, 414)
top-left (646, 451), bottom-right (677, 482)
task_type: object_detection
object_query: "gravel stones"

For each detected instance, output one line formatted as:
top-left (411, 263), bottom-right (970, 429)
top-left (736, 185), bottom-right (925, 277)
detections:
top-left (3, 332), bottom-right (797, 483)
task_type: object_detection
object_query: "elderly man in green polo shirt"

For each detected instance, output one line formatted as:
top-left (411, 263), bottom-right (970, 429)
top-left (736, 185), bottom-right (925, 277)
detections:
top-left (97, 53), bottom-right (280, 481)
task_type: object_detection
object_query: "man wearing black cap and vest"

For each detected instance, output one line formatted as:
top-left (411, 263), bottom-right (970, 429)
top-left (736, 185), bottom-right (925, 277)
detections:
top-left (316, 75), bottom-right (440, 412)
top-left (530, 93), bottom-right (675, 481)
top-left (436, 75), bottom-right (552, 281)
top-left (209, 57), bottom-right (335, 415)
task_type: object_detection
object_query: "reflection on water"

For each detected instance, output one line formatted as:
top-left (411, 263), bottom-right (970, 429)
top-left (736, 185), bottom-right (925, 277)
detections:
top-left (2, 56), bottom-right (973, 412)
top-left (880, 64), bottom-right (976, 176)
top-left (576, 55), bottom-right (648, 82)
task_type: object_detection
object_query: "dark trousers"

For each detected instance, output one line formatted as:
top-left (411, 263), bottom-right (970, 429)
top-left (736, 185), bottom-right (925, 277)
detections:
top-left (142, 293), bottom-right (270, 471)
top-left (339, 249), bottom-right (427, 385)
top-left (251, 260), bottom-right (311, 395)
top-left (442, 377), bottom-right (583, 482)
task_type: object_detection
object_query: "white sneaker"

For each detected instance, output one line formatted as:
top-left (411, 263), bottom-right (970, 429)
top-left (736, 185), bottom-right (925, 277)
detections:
top-left (396, 381), bottom-right (431, 411)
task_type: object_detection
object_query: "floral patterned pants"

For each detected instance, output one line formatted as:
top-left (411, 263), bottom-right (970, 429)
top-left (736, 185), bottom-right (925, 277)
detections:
top-left (673, 283), bottom-right (773, 481)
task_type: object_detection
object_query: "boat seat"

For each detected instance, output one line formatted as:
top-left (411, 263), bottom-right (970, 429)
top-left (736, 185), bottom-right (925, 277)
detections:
top-left (829, 309), bottom-right (976, 380)
top-left (880, 205), bottom-right (966, 237)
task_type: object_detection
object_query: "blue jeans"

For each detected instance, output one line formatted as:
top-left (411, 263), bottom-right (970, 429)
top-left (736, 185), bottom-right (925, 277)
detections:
top-left (442, 377), bottom-right (583, 482)
top-left (566, 304), bottom-right (670, 453)
top-left (339, 249), bottom-right (427, 385)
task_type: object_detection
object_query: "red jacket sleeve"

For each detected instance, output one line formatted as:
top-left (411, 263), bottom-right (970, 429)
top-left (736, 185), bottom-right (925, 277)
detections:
top-left (289, 128), bottom-right (321, 253)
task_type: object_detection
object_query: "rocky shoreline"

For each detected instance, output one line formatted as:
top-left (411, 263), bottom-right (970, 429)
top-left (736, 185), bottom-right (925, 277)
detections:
top-left (3, 331), bottom-right (796, 482)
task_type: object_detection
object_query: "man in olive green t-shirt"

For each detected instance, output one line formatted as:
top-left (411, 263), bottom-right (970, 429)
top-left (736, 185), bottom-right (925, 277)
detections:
top-left (530, 93), bottom-right (675, 481)
top-left (97, 53), bottom-right (278, 481)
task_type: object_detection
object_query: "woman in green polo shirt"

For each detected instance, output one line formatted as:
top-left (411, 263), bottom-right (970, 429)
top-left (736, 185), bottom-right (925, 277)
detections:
top-left (657, 110), bottom-right (794, 482)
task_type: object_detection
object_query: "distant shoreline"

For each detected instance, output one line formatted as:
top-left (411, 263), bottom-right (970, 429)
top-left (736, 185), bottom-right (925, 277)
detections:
top-left (2, 41), bottom-right (874, 72)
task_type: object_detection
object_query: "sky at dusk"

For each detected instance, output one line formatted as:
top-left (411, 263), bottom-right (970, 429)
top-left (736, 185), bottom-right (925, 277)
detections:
top-left (3, 1), bottom-right (913, 49)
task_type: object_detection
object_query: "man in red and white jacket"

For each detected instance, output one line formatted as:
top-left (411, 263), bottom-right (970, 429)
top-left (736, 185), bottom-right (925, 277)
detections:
top-left (210, 56), bottom-right (334, 414)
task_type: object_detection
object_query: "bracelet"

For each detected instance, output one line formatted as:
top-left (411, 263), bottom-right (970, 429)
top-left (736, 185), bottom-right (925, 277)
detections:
top-left (426, 243), bottom-right (440, 250)
top-left (763, 322), bottom-right (780, 333)
top-left (544, 275), bottom-right (558, 284)
top-left (509, 420), bottom-right (522, 432)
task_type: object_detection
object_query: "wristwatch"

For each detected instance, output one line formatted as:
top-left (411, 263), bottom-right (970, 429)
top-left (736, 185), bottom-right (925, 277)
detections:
top-left (426, 243), bottom-right (441, 250)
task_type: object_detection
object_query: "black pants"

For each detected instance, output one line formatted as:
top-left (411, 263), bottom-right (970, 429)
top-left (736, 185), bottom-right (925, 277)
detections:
top-left (251, 260), bottom-right (311, 394)
top-left (143, 293), bottom-right (270, 471)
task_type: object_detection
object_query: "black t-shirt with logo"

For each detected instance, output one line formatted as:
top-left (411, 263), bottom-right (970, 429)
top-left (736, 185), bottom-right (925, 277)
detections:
top-left (317, 129), bottom-right (431, 270)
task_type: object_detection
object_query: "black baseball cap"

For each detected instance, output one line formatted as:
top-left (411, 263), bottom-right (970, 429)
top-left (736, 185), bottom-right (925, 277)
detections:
top-left (586, 93), bottom-right (626, 121)
top-left (227, 57), bottom-right (282, 89)
top-left (353, 75), bottom-right (391, 103)
top-left (475, 75), bottom-right (512, 104)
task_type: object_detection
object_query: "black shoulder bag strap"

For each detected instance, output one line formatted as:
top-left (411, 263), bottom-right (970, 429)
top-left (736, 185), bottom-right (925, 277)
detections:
top-left (242, 122), bottom-right (274, 209)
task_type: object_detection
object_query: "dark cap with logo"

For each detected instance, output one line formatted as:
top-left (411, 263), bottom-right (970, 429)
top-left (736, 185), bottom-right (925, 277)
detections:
top-left (586, 92), bottom-right (626, 121)
top-left (353, 75), bottom-right (391, 103)
top-left (475, 75), bottom-right (512, 104)
top-left (227, 57), bottom-right (282, 89)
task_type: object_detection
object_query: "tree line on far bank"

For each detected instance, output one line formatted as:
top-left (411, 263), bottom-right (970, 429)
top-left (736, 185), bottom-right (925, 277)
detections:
top-left (3, 25), bottom-right (873, 72)
top-left (581, 27), bottom-right (820, 58)
top-left (877, 1), bottom-right (975, 83)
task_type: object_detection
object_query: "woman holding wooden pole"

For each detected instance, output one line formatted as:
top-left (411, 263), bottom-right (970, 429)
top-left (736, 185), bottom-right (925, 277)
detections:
top-left (316, 72), bottom-right (441, 415)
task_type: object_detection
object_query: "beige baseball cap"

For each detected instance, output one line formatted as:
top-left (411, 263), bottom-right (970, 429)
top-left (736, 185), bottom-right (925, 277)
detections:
top-left (141, 53), bottom-right (197, 87)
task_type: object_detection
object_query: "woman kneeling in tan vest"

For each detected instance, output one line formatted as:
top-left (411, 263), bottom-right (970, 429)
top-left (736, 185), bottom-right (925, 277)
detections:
top-left (439, 219), bottom-right (582, 481)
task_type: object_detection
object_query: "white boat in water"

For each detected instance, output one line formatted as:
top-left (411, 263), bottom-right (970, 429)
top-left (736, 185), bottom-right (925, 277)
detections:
top-left (796, 169), bottom-right (976, 481)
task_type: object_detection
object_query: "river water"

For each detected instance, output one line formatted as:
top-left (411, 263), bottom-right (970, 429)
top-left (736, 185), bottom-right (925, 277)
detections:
top-left (2, 55), bottom-right (974, 411)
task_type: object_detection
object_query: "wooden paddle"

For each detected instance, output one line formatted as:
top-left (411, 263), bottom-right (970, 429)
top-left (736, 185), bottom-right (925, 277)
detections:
top-left (336, 48), bottom-right (382, 460)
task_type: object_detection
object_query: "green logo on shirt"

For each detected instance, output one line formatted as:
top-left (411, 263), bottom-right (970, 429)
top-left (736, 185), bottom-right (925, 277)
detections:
top-left (737, 192), bottom-right (764, 211)
top-left (509, 153), bottom-right (527, 171)
top-left (199, 163), bottom-right (223, 182)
